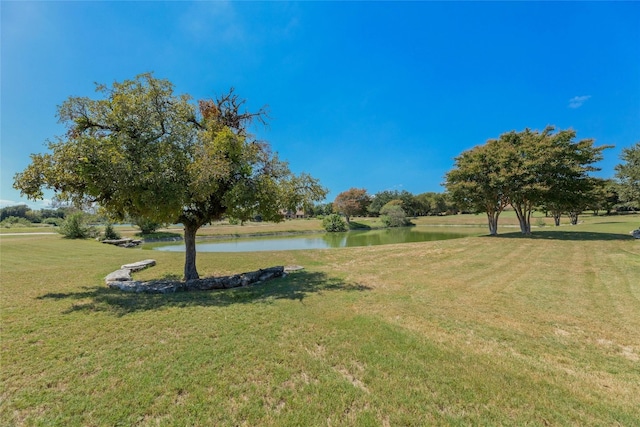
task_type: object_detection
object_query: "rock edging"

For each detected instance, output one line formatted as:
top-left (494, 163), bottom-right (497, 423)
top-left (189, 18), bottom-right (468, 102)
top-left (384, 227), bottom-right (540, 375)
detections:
top-left (105, 261), bottom-right (302, 294)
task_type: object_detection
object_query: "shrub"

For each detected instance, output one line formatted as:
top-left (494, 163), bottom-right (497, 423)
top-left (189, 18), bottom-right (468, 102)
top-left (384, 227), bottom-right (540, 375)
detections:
top-left (380, 204), bottom-right (410, 228)
top-left (322, 214), bottom-right (348, 232)
top-left (59, 213), bottom-right (97, 239)
top-left (0, 216), bottom-right (32, 228)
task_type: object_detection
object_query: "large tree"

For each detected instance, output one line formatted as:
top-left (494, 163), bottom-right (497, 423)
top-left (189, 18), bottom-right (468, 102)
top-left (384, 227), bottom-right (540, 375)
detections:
top-left (14, 73), bottom-right (326, 280)
top-left (446, 127), bottom-right (609, 235)
top-left (333, 188), bottom-right (370, 224)
top-left (446, 140), bottom-right (509, 235)
top-left (615, 142), bottom-right (640, 210)
top-left (497, 127), bottom-right (609, 233)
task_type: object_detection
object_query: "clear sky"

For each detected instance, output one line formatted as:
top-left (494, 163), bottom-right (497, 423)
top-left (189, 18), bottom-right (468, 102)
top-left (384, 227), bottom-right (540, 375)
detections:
top-left (2, 1), bottom-right (639, 208)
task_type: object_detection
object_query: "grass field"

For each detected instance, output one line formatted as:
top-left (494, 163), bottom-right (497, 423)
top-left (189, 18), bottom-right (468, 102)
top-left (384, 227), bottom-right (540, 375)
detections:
top-left (1, 214), bottom-right (639, 426)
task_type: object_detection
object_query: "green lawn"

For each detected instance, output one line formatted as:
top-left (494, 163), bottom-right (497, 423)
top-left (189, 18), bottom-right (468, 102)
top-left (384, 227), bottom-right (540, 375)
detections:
top-left (1, 215), bottom-right (639, 426)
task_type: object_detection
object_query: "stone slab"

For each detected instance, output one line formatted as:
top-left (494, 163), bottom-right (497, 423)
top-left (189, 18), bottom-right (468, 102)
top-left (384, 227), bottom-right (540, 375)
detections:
top-left (121, 259), bottom-right (156, 272)
top-left (105, 269), bottom-right (132, 282)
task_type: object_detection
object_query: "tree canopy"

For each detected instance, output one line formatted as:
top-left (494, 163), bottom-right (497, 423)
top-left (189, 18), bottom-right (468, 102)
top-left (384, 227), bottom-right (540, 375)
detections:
top-left (445, 140), bottom-right (509, 235)
top-left (14, 73), bottom-right (326, 280)
top-left (446, 127), bottom-right (609, 235)
top-left (333, 188), bottom-right (370, 223)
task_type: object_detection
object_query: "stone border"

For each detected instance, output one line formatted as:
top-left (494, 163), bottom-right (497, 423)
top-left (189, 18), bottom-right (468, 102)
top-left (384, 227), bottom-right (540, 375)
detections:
top-left (105, 261), bottom-right (303, 294)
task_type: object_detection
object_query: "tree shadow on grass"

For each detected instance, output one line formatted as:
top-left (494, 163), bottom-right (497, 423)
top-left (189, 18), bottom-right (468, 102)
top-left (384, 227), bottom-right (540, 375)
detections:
top-left (348, 221), bottom-right (371, 230)
top-left (493, 230), bottom-right (634, 241)
top-left (37, 271), bottom-right (371, 317)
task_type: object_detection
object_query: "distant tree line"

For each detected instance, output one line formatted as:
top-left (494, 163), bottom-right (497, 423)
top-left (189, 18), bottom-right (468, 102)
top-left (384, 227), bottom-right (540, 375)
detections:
top-left (308, 189), bottom-right (458, 220)
top-left (0, 203), bottom-right (164, 235)
top-left (0, 205), bottom-right (73, 227)
top-left (311, 188), bottom-right (461, 232)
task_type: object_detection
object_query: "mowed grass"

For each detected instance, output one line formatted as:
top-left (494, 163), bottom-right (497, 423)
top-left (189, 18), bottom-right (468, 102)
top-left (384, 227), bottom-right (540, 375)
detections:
top-left (1, 215), bottom-right (639, 426)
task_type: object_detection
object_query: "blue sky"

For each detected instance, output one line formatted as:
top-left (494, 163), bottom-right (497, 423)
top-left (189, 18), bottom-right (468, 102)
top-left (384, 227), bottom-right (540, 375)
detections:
top-left (2, 1), bottom-right (639, 208)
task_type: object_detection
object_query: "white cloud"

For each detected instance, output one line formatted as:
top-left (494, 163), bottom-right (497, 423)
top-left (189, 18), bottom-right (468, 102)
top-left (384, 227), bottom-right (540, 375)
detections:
top-left (0, 199), bottom-right (20, 208)
top-left (568, 95), bottom-right (591, 109)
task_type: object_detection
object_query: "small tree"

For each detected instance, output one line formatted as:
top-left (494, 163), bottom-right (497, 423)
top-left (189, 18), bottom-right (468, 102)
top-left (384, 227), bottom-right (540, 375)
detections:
top-left (333, 188), bottom-right (370, 224)
top-left (103, 222), bottom-right (121, 240)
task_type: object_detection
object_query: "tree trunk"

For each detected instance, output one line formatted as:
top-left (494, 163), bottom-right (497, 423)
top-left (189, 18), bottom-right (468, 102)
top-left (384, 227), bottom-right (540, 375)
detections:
top-left (552, 211), bottom-right (561, 226)
top-left (569, 211), bottom-right (579, 225)
top-left (513, 203), bottom-right (532, 234)
top-left (184, 223), bottom-right (200, 280)
top-left (486, 211), bottom-right (499, 235)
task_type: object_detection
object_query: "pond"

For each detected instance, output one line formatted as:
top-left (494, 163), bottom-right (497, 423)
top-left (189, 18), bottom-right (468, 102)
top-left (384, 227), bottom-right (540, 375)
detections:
top-left (147, 227), bottom-right (469, 253)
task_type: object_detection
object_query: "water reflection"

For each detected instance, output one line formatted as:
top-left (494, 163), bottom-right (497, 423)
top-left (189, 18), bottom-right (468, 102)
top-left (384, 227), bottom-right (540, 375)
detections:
top-left (149, 228), bottom-right (467, 253)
